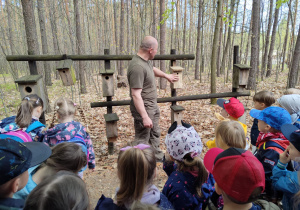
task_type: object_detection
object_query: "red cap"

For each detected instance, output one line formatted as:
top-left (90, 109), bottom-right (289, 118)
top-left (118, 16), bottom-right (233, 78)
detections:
top-left (217, 97), bottom-right (244, 119)
top-left (204, 148), bottom-right (265, 203)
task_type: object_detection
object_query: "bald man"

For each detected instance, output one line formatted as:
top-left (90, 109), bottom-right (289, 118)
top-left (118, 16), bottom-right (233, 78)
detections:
top-left (127, 36), bottom-right (178, 161)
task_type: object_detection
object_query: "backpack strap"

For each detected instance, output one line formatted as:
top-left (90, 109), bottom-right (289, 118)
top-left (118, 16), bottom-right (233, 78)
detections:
top-left (263, 141), bottom-right (285, 153)
top-left (68, 134), bottom-right (86, 146)
top-left (26, 121), bottom-right (45, 133)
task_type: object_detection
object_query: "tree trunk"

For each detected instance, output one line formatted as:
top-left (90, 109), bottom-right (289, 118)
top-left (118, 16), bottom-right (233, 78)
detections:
top-left (211, 0), bottom-right (223, 104)
top-left (247, 0), bottom-right (260, 90)
top-left (119, 0), bottom-right (125, 76)
top-left (287, 24), bottom-right (300, 88)
top-left (127, 0), bottom-right (131, 53)
top-left (159, 0), bottom-right (167, 89)
top-left (282, 7), bottom-right (291, 72)
top-left (74, 0), bottom-right (87, 94)
top-left (266, 7), bottom-right (279, 78)
top-left (46, 0), bottom-right (60, 79)
top-left (220, 0), bottom-right (235, 75)
top-left (261, 0), bottom-right (273, 80)
top-left (239, 0), bottom-right (246, 61)
top-left (182, 0), bottom-right (187, 68)
top-left (195, 0), bottom-right (202, 80)
top-left (37, 0), bottom-right (52, 86)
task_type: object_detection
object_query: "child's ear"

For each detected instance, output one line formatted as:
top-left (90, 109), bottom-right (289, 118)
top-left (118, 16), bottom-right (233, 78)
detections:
top-left (11, 178), bottom-right (20, 193)
top-left (214, 183), bottom-right (223, 195)
top-left (266, 124), bottom-right (272, 131)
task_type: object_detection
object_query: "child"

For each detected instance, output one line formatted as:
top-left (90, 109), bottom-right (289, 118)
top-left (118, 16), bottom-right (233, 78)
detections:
top-left (215, 120), bottom-right (246, 150)
top-left (162, 121), bottom-right (215, 210)
top-left (251, 91), bottom-right (275, 147)
top-left (250, 106), bottom-right (292, 202)
top-left (0, 94), bottom-right (45, 142)
top-left (204, 147), bottom-right (280, 210)
top-left (14, 142), bottom-right (87, 200)
top-left (277, 94), bottom-right (300, 129)
top-left (271, 124), bottom-right (300, 210)
top-left (206, 97), bottom-right (248, 149)
top-left (42, 97), bottom-right (95, 172)
top-left (284, 88), bottom-right (300, 95)
top-left (95, 143), bottom-right (173, 210)
top-left (24, 170), bottom-right (89, 210)
top-left (0, 138), bottom-right (51, 209)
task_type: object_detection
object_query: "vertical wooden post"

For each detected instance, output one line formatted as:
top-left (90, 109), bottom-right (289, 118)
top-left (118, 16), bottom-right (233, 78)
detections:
top-left (104, 49), bottom-right (114, 154)
top-left (170, 49), bottom-right (176, 106)
top-left (232, 45), bottom-right (239, 94)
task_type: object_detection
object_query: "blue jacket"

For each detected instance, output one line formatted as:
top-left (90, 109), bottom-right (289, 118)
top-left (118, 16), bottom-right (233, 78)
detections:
top-left (0, 197), bottom-right (24, 210)
top-left (0, 116), bottom-right (45, 142)
top-left (95, 194), bottom-right (174, 210)
top-left (162, 160), bottom-right (215, 210)
top-left (271, 161), bottom-right (300, 210)
top-left (251, 119), bottom-right (259, 146)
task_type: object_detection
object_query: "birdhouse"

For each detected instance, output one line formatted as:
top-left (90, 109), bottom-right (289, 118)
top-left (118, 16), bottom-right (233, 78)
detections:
top-left (100, 69), bottom-right (115, 97)
top-left (171, 105), bottom-right (185, 124)
top-left (170, 66), bottom-right (184, 89)
top-left (56, 59), bottom-right (76, 86)
top-left (104, 113), bottom-right (119, 141)
top-left (15, 75), bottom-right (48, 111)
top-left (233, 64), bottom-right (251, 91)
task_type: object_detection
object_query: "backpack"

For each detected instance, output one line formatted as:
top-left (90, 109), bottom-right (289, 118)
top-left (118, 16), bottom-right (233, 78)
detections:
top-left (253, 199), bottom-right (281, 210)
top-left (0, 121), bottom-right (45, 143)
top-left (59, 134), bottom-right (88, 156)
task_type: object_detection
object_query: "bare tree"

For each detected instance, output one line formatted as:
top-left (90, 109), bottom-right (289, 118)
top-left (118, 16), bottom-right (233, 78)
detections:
top-left (37, 0), bottom-right (52, 86)
top-left (195, 0), bottom-right (203, 80)
top-left (211, 0), bottom-right (223, 103)
top-left (247, 0), bottom-right (260, 90)
top-left (159, 0), bottom-right (167, 89)
top-left (287, 24), bottom-right (300, 88)
top-left (119, 0), bottom-right (125, 76)
top-left (266, 6), bottom-right (279, 78)
top-left (74, 0), bottom-right (87, 94)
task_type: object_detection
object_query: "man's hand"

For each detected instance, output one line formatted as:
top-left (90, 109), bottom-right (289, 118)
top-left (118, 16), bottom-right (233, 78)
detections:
top-left (165, 73), bottom-right (179, 83)
top-left (143, 115), bottom-right (153, 128)
top-left (279, 149), bottom-right (291, 164)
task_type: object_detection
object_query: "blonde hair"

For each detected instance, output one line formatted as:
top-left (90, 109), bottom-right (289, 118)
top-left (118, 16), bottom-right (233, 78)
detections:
top-left (284, 88), bottom-right (300, 95)
top-left (16, 94), bottom-right (43, 128)
top-left (116, 145), bottom-right (156, 207)
top-left (215, 121), bottom-right (246, 149)
top-left (176, 154), bottom-right (208, 197)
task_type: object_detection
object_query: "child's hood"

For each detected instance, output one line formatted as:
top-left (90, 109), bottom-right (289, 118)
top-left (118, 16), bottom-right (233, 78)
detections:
top-left (256, 132), bottom-right (290, 151)
top-left (45, 121), bottom-right (87, 140)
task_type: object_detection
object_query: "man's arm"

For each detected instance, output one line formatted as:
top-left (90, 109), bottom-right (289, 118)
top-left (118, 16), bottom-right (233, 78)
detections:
top-left (131, 88), bottom-right (153, 128)
top-left (153, 67), bottom-right (179, 83)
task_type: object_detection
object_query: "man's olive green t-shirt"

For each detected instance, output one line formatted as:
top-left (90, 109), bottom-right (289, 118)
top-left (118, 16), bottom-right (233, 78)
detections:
top-left (127, 55), bottom-right (157, 111)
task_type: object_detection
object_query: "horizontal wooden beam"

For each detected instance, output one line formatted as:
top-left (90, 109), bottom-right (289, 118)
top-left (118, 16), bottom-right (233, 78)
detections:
top-left (91, 91), bottom-right (250, 108)
top-left (6, 54), bottom-right (195, 61)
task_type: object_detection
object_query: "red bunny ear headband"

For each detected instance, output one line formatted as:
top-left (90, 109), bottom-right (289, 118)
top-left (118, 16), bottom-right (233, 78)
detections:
top-left (120, 144), bottom-right (150, 151)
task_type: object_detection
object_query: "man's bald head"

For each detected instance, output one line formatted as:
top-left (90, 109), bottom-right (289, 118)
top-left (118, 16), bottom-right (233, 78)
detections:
top-left (140, 36), bottom-right (158, 51)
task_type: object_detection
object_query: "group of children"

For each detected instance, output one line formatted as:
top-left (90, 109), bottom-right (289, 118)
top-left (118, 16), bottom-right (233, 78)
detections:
top-left (1, 88), bottom-right (300, 210)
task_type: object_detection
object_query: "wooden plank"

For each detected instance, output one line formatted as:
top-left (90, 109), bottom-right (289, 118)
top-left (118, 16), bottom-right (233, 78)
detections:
top-left (233, 64), bottom-right (251, 70)
top-left (15, 75), bottom-right (42, 84)
top-left (6, 54), bottom-right (195, 61)
top-left (104, 113), bottom-right (119, 122)
top-left (91, 91), bottom-right (251, 108)
top-left (170, 105), bottom-right (185, 112)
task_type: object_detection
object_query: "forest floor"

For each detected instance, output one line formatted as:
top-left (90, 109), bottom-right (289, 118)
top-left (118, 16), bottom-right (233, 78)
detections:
top-left (0, 68), bottom-right (296, 209)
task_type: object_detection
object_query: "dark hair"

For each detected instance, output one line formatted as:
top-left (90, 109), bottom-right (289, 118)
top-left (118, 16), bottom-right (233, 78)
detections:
top-left (253, 91), bottom-right (275, 107)
top-left (39, 142), bottom-right (87, 173)
top-left (16, 94), bottom-right (43, 128)
top-left (116, 145), bottom-right (156, 207)
top-left (224, 187), bottom-right (263, 204)
top-left (176, 153), bottom-right (208, 197)
top-left (24, 171), bottom-right (89, 210)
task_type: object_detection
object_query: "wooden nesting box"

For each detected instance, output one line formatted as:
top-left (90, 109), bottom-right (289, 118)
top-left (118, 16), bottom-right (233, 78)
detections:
top-left (100, 70), bottom-right (115, 97)
top-left (104, 113), bottom-right (119, 142)
top-left (171, 105), bottom-right (185, 124)
top-left (56, 59), bottom-right (76, 86)
top-left (15, 75), bottom-right (48, 111)
top-left (233, 64), bottom-right (251, 91)
top-left (170, 66), bottom-right (184, 89)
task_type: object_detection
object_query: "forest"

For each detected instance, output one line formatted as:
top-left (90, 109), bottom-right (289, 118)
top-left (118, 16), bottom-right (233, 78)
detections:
top-left (0, 0), bottom-right (300, 207)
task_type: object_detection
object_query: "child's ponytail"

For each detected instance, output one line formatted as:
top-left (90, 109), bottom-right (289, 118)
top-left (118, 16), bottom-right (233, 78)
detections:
top-left (116, 146), bottom-right (156, 207)
top-left (180, 154), bottom-right (208, 197)
top-left (15, 94), bottom-right (43, 128)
